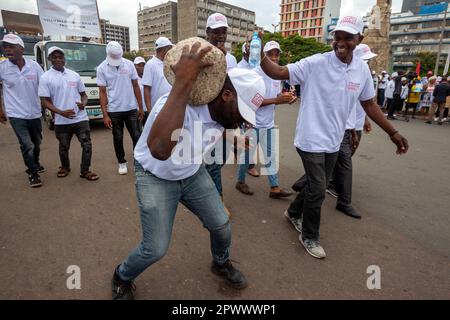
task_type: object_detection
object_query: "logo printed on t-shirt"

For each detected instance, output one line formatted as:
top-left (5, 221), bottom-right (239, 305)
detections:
top-left (347, 82), bottom-right (360, 92)
top-left (120, 68), bottom-right (130, 75)
top-left (67, 81), bottom-right (78, 87)
top-left (251, 93), bottom-right (264, 108)
top-left (25, 74), bottom-right (37, 81)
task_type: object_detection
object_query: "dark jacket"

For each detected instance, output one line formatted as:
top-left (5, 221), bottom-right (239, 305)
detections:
top-left (433, 82), bottom-right (450, 104)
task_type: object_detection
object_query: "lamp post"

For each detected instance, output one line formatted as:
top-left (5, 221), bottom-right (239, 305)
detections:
top-left (272, 23), bottom-right (280, 33)
top-left (434, 2), bottom-right (448, 75)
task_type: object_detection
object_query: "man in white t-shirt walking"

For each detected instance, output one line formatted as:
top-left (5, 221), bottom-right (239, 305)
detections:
top-left (39, 47), bottom-right (99, 181)
top-left (259, 15), bottom-right (409, 259)
top-left (97, 41), bottom-right (144, 175)
top-left (0, 34), bottom-right (45, 188)
top-left (142, 37), bottom-right (173, 121)
top-left (204, 12), bottom-right (238, 214)
top-left (110, 42), bottom-right (266, 299)
top-left (236, 41), bottom-right (296, 198)
top-left (133, 56), bottom-right (147, 124)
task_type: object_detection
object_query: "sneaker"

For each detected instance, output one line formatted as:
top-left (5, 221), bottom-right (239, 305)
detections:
top-left (211, 260), bottom-right (248, 289)
top-left (26, 166), bottom-right (45, 174)
top-left (284, 210), bottom-right (302, 234)
top-left (326, 187), bottom-right (339, 198)
top-left (118, 162), bottom-right (128, 175)
top-left (28, 173), bottom-right (42, 188)
top-left (425, 120), bottom-right (432, 124)
top-left (111, 266), bottom-right (136, 300)
top-left (299, 237), bottom-right (326, 259)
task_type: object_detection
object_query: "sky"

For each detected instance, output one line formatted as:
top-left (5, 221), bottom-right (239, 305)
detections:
top-left (0, 0), bottom-right (403, 50)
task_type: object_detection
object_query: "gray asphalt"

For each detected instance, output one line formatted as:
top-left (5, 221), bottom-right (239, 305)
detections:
top-left (0, 104), bottom-right (449, 299)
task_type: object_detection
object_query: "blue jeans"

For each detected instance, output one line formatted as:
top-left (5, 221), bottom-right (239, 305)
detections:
top-left (237, 128), bottom-right (279, 188)
top-left (118, 161), bottom-right (232, 281)
top-left (9, 117), bottom-right (42, 174)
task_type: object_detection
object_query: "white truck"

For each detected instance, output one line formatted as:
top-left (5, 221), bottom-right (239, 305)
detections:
top-left (34, 40), bottom-right (106, 130)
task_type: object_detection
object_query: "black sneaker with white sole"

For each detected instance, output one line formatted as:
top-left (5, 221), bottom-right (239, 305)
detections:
top-left (211, 260), bottom-right (248, 289)
top-left (28, 173), bottom-right (42, 188)
top-left (284, 210), bottom-right (302, 234)
top-left (111, 266), bottom-right (136, 300)
top-left (326, 186), bottom-right (339, 198)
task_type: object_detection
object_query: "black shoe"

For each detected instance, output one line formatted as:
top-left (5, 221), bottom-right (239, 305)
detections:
top-left (326, 186), bottom-right (339, 198)
top-left (28, 173), bottom-right (42, 188)
top-left (111, 266), bottom-right (136, 300)
top-left (336, 204), bottom-right (361, 219)
top-left (425, 121), bottom-right (432, 124)
top-left (26, 166), bottom-right (45, 175)
top-left (211, 260), bottom-right (248, 289)
top-left (387, 116), bottom-right (397, 120)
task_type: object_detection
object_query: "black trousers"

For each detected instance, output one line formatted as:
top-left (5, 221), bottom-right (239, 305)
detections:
top-left (388, 94), bottom-right (403, 117)
top-left (332, 130), bottom-right (354, 208)
top-left (377, 88), bottom-right (385, 107)
top-left (288, 149), bottom-right (339, 241)
top-left (55, 121), bottom-right (92, 173)
top-left (108, 110), bottom-right (141, 164)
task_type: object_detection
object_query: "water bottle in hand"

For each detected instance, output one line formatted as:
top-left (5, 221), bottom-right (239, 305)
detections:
top-left (249, 32), bottom-right (261, 68)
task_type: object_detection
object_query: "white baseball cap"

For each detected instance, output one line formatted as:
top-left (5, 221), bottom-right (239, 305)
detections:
top-left (228, 68), bottom-right (266, 126)
top-left (332, 15), bottom-right (364, 35)
top-left (354, 44), bottom-right (377, 60)
top-left (155, 37), bottom-right (173, 50)
top-left (47, 46), bottom-right (65, 57)
top-left (207, 13), bottom-right (229, 30)
top-left (392, 72), bottom-right (398, 78)
top-left (134, 56), bottom-right (146, 65)
top-left (106, 41), bottom-right (123, 67)
top-left (263, 41), bottom-right (282, 53)
top-left (1, 33), bottom-right (24, 48)
top-left (401, 77), bottom-right (407, 81)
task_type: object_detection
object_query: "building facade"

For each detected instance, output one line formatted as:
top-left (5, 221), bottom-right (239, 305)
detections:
top-left (390, 8), bottom-right (450, 70)
top-left (138, 1), bottom-right (177, 57)
top-left (100, 19), bottom-right (130, 52)
top-left (279, 0), bottom-right (341, 43)
top-left (402, 0), bottom-right (449, 14)
top-left (177, 0), bottom-right (255, 51)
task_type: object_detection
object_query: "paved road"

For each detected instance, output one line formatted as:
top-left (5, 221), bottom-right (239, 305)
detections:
top-left (0, 105), bottom-right (449, 299)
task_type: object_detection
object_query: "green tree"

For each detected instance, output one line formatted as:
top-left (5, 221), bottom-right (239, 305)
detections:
top-left (415, 51), bottom-right (447, 76)
top-left (123, 50), bottom-right (147, 62)
top-left (234, 32), bottom-right (332, 65)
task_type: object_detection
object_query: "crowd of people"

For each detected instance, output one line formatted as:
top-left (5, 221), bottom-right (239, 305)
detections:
top-left (373, 69), bottom-right (450, 124)
top-left (0, 13), bottom-right (409, 300)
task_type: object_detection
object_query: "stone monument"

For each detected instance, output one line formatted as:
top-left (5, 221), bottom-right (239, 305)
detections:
top-left (363, 0), bottom-right (392, 73)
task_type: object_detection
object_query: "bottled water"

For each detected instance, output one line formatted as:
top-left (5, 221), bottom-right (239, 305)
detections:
top-left (249, 32), bottom-right (261, 68)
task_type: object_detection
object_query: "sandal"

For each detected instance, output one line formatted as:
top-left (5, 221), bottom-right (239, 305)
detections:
top-left (80, 171), bottom-right (100, 181)
top-left (57, 167), bottom-right (71, 178)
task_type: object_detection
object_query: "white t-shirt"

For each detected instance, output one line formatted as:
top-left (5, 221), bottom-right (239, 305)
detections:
top-left (255, 67), bottom-right (281, 129)
top-left (237, 58), bottom-right (251, 70)
top-left (378, 75), bottom-right (389, 89)
top-left (226, 52), bottom-right (237, 70)
top-left (0, 58), bottom-right (43, 119)
top-left (287, 51), bottom-right (375, 153)
top-left (355, 103), bottom-right (366, 131)
top-left (137, 76), bottom-right (146, 111)
top-left (96, 58), bottom-right (138, 112)
top-left (38, 67), bottom-right (88, 125)
top-left (134, 94), bottom-right (224, 181)
top-left (385, 80), bottom-right (395, 99)
top-left (142, 56), bottom-right (172, 109)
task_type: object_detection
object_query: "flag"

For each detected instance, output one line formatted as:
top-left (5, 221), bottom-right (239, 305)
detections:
top-left (416, 62), bottom-right (421, 77)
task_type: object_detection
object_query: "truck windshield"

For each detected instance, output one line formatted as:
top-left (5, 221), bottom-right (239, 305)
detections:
top-left (44, 42), bottom-right (105, 77)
